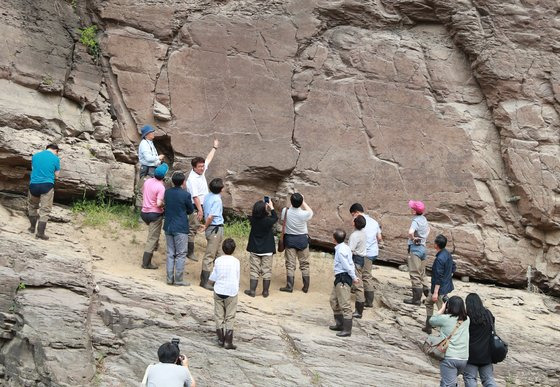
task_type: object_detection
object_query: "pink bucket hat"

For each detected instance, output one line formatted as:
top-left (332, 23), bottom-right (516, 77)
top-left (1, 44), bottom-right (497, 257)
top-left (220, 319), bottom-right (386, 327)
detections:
top-left (408, 200), bottom-right (425, 214)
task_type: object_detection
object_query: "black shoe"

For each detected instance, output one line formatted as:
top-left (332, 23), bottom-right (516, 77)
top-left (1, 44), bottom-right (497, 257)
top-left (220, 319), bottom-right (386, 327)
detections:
top-left (279, 276), bottom-right (294, 293)
top-left (302, 276), bottom-right (310, 293)
top-left (244, 278), bottom-right (258, 297)
top-left (329, 314), bottom-right (344, 331)
top-left (336, 318), bottom-right (353, 337)
top-left (403, 288), bottom-right (422, 305)
top-left (224, 329), bottom-right (237, 350)
top-left (262, 279), bottom-right (271, 298)
top-left (352, 301), bottom-right (364, 319)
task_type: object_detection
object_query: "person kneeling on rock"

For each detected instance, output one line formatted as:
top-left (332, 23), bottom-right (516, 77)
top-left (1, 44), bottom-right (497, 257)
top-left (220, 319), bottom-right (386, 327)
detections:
top-left (329, 229), bottom-right (360, 337)
top-left (209, 238), bottom-right (240, 349)
top-left (143, 341), bottom-right (196, 387)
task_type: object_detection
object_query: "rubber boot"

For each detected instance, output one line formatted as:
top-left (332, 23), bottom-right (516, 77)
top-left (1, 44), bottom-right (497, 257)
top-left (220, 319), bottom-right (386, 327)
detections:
top-left (352, 301), bottom-right (364, 319)
top-left (329, 314), bottom-right (344, 331)
top-left (224, 330), bottom-right (237, 350)
top-left (422, 316), bottom-right (432, 334)
top-left (302, 276), bottom-right (310, 293)
top-left (262, 279), bottom-right (271, 298)
top-left (28, 216), bottom-right (38, 233)
top-left (36, 221), bottom-right (49, 240)
top-left (174, 271), bottom-right (190, 286)
top-left (142, 252), bottom-right (158, 269)
top-left (364, 291), bottom-right (375, 308)
top-left (403, 288), bottom-right (422, 305)
top-left (187, 242), bottom-right (198, 261)
top-left (336, 318), bottom-right (353, 337)
top-left (423, 285), bottom-right (430, 298)
top-left (244, 279), bottom-right (258, 297)
top-left (199, 270), bottom-right (213, 290)
top-left (279, 276), bottom-right (294, 293)
top-left (216, 328), bottom-right (225, 347)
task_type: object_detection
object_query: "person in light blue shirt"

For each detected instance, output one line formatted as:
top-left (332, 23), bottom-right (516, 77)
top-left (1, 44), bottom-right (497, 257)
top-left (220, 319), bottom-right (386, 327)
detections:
top-left (328, 229), bottom-right (359, 338)
top-left (28, 144), bottom-right (60, 240)
top-left (136, 125), bottom-right (165, 207)
top-left (199, 178), bottom-right (225, 290)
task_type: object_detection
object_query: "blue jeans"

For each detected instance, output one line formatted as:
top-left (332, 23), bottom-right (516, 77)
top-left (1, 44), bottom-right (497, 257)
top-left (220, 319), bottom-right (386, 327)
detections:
top-left (165, 233), bottom-right (188, 283)
top-left (463, 363), bottom-right (497, 387)
top-left (440, 358), bottom-right (467, 387)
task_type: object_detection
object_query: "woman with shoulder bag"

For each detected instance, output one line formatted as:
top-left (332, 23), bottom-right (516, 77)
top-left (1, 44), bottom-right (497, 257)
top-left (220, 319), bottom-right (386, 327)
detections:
top-left (463, 293), bottom-right (497, 387)
top-left (244, 200), bottom-right (278, 298)
top-left (429, 296), bottom-right (470, 387)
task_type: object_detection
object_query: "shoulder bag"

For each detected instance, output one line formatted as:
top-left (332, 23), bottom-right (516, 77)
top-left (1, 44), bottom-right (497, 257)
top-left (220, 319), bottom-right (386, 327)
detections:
top-left (422, 320), bottom-right (462, 361)
top-left (277, 208), bottom-right (287, 252)
top-left (488, 310), bottom-right (508, 363)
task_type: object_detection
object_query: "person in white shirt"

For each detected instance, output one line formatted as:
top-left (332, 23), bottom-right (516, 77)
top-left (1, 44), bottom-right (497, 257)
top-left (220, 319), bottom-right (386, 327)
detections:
top-left (185, 139), bottom-right (219, 261)
top-left (136, 125), bottom-right (165, 208)
top-left (208, 238), bottom-right (240, 350)
top-left (348, 215), bottom-right (367, 319)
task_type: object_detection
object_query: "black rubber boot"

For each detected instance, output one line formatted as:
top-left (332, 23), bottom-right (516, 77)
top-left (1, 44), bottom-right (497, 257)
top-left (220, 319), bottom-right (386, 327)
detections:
top-left (302, 276), bottom-right (310, 293)
top-left (28, 216), bottom-right (38, 233)
top-left (187, 242), bottom-right (198, 261)
top-left (329, 314), bottom-right (344, 331)
top-left (403, 288), bottom-right (422, 305)
top-left (216, 328), bottom-right (225, 347)
top-left (262, 279), bottom-right (271, 298)
top-left (142, 252), bottom-right (158, 269)
top-left (244, 279), bottom-right (258, 297)
top-left (352, 301), bottom-right (364, 319)
top-left (336, 318), bottom-right (353, 337)
top-left (36, 221), bottom-right (49, 240)
top-left (364, 291), bottom-right (375, 308)
top-left (422, 316), bottom-right (432, 334)
top-left (279, 276), bottom-right (294, 293)
top-left (224, 330), bottom-right (237, 350)
top-left (423, 285), bottom-right (430, 298)
top-left (199, 270), bottom-right (213, 290)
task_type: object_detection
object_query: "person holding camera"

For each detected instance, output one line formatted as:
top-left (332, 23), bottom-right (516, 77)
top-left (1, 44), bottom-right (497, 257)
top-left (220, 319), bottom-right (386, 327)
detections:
top-left (403, 200), bottom-right (431, 305)
top-left (424, 234), bottom-right (456, 334)
top-left (245, 198), bottom-right (278, 298)
top-left (143, 341), bottom-right (196, 387)
top-left (429, 296), bottom-right (470, 387)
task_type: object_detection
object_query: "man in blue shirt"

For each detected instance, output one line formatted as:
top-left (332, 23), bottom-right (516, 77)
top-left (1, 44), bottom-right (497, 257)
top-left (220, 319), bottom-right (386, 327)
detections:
top-left (135, 124), bottom-right (165, 207)
top-left (28, 144), bottom-right (60, 240)
top-left (163, 172), bottom-right (194, 286)
top-left (200, 178), bottom-right (225, 290)
top-left (423, 234), bottom-right (456, 334)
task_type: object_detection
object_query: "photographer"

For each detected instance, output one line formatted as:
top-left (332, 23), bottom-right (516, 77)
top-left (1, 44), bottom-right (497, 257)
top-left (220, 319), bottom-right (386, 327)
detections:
top-left (143, 341), bottom-right (196, 387)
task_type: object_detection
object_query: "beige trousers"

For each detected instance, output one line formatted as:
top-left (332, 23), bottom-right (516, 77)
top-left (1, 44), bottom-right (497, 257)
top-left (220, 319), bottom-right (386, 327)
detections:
top-left (249, 253), bottom-right (273, 280)
top-left (284, 247), bottom-right (310, 277)
top-left (330, 282), bottom-right (353, 319)
top-left (354, 263), bottom-right (365, 303)
top-left (144, 216), bottom-right (163, 253)
top-left (28, 188), bottom-right (54, 222)
top-left (408, 253), bottom-right (428, 289)
top-left (203, 226), bottom-right (224, 272)
top-left (362, 258), bottom-right (375, 292)
top-left (425, 292), bottom-right (445, 317)
top-left (214, 293), bottom-right (238, 330)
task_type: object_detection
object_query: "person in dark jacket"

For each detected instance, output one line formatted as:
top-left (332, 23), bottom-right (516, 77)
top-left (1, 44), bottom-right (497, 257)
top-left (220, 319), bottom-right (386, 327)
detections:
top-left (423, 234), bottom-right (456, 334)
top-left (244, 200), bottom-right (278, 297)
top-left (463, 293), bottom-right (497, 387)
top-left (163, 172), bottom-right (194, 286)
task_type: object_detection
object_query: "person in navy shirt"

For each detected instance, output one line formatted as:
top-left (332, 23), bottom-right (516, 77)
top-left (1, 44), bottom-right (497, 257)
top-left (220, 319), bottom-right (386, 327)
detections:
top-left (28, 144), bottom-right (60, 240)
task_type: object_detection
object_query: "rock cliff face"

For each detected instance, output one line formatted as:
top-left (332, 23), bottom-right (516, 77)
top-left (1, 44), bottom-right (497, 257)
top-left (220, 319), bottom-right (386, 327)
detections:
top-left (0, 0), bottom-right (558, 293)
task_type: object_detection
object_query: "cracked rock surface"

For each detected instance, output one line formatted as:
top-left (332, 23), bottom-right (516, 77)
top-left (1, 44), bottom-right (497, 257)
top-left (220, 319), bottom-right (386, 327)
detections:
top-left (0, 0), bottom-right (559, 293)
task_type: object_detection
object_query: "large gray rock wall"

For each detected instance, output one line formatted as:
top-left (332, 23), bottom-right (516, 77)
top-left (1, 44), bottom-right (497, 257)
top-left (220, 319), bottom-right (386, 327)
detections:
top-left (0, 0), bottom-right (558, 293)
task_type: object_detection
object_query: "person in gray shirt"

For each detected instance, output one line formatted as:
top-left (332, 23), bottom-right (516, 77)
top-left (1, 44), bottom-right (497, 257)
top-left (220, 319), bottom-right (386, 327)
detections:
top-left (349, 215), bottom-right (367, 318)
top-left (144, 342), bottom-right (195, 387)
top-left (404, 200), bottom-right (431, 306)
top-left (279, 193), bottom-right (313, 294)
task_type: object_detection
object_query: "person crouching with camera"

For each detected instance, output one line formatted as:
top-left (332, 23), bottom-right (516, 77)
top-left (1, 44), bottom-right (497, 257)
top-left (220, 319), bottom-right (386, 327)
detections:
top-left (143, 341), bottom-right (196, 387)
top-left (424, 234), bottom-right (456, 334)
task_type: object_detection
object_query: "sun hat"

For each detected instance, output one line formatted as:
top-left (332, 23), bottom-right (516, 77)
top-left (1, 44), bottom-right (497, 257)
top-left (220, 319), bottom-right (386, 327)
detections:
top-left (140, 125), bottom-right (156, 139)
top-left (408, 200), bottom-right (425, 214)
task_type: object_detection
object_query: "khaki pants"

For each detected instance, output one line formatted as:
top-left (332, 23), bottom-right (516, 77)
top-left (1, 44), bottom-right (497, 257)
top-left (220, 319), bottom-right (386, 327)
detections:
top-left (330, 282), bottom-right (352, 319)
top-left (135, 173), bottom-right (149, 208)
top-left (28, 189), bottom-right (54, 222)
top-left (144, 216), bottom-right (163, 253)
top-left (284, 247), bottom-right (310, 277)
top-left (354, 263), bottom-right (365, 303)
top-left (203, 226), bottom-right (224, 272)
top-left (425, 292), bottom-right (445, 317)
top-left (362, 257), bottom-right (375, 292)
top-left (408, 253), bottom-right (428, 289)
top-left (187, 210), bottom-right (200, 240)
top-left (249, 253), bottom-right (273, 280)
top-left (214, 293), bottom-right (238, 330)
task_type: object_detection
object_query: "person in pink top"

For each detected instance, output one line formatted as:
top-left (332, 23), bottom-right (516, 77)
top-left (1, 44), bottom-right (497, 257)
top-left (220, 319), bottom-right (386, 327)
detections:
top-left (140, 163), bottom-right (168, 269)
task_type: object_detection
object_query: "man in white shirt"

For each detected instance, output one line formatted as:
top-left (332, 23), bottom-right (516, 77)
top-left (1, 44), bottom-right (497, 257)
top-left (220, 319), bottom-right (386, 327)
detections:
top-left (279, 193), bottom-right (313, 294)
top-left (209, 238), bottom-right (240, 350)
top-left (136, 125), bottom-right (165, 208)
top-left (185, 139), bottom-right (219, 261)
top-left (349, 203), bottom-right (383, 308)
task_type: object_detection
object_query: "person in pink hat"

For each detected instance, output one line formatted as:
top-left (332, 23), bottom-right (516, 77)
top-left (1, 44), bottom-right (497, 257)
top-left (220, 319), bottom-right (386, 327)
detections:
top-left (403, 200), bottom-right (431, 305)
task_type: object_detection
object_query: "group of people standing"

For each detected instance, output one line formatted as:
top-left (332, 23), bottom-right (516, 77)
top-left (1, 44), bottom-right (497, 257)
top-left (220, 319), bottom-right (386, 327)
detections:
top-left (26, 126), bottom-right (502, 386)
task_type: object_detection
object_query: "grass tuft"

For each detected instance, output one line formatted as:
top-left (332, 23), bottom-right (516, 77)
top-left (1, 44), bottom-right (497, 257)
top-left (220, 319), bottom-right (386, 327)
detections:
top-left (72, 188), bottom-right (139, 230)
top-left (224, 217), bottom-right (251, 239)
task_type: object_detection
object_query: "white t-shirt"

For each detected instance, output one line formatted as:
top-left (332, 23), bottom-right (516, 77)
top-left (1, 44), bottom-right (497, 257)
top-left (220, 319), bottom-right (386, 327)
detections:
top-left (186, 163), bottom-right (209, 205)
top-left (146, 363), bottom-right (193, 387)
top-left (209, 255), bottom-right (240, 297)
top-left (363, 214), bottom-right (381, 257)
top-left (281, 207), bottom-right (313, 235)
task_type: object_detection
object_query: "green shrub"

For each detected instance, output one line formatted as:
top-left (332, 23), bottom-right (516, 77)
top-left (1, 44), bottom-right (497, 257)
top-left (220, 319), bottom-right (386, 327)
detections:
top-left (78, 25), bottom-right (99, 58)
top-left (72, 188), bottom-right (139, 230)
top-left (224, 217), bottom-right (251, 240)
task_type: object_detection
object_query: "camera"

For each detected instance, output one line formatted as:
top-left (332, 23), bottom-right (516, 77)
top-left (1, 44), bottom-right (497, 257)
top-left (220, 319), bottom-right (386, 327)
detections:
top-left (171, 338), bottom-right (182, 365)
top-left (264, 196), bottom-right (270, 203)
top-left (442, 295), bottom-right (449, 303)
